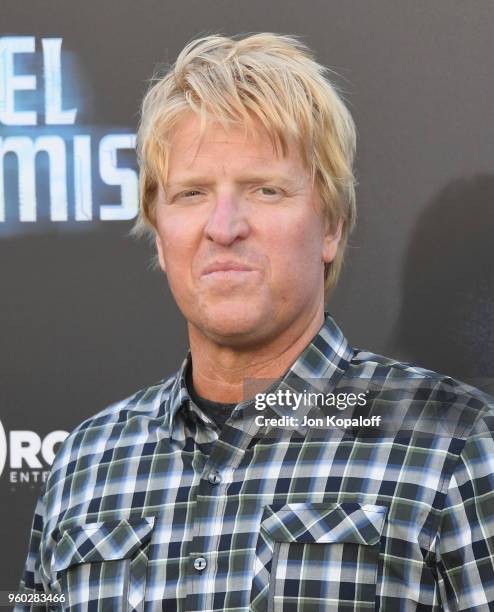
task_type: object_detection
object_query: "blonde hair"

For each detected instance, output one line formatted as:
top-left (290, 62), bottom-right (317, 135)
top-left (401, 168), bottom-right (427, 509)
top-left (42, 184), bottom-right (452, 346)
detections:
top-left (132, 32), bottom-right (357, 294)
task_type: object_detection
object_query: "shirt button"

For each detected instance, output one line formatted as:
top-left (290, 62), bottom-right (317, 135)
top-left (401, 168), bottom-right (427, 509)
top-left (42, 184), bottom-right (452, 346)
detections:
top-left (208, 470), bottom-right (222, 485)
top-left (194, 556), bottom-right (207, 571)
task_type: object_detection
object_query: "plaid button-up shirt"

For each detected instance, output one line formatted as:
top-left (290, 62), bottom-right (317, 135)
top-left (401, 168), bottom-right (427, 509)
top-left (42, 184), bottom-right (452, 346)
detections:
top-left (15, 313), bottom-right (494, 611)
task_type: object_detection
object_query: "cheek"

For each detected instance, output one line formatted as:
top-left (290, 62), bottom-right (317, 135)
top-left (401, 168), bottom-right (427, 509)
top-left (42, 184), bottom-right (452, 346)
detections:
top-left (157, 216), bottom-right (198, 272)
top-left (267, 218), bottom-right (324, 284)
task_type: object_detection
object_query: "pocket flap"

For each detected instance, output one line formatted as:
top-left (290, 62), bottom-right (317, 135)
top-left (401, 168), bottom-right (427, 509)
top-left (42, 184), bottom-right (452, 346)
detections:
top-left (53, 516), bottom-right (155, 571)
top-left (260, 502), bottom-right (387, 545)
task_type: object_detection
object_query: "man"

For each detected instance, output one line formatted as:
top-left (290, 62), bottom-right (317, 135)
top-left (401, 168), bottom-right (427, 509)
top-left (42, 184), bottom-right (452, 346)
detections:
top-left (16, 33), bottom-right (494, 611)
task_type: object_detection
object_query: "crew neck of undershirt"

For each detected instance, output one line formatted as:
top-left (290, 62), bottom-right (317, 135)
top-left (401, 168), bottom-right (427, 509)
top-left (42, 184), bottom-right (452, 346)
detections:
top-left (185, 362), bottom-right (237, 430)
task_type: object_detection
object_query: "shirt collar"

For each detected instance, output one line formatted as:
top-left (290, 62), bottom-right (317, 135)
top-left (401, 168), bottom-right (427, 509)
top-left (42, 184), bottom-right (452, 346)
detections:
top-left (164, 311), bottom-right (354, 441)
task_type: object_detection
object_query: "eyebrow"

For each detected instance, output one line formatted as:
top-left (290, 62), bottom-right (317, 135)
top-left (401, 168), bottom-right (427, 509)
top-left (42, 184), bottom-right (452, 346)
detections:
top-left (165, 175), bottom-right (303, 190)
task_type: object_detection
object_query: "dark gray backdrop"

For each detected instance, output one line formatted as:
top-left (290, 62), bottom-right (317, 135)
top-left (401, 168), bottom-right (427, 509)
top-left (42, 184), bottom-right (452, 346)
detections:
top-left (1, 0), bottom-right (493, 592)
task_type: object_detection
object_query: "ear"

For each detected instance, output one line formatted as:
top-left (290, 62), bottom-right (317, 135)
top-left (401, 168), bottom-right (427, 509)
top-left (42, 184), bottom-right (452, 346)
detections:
top-left (155, 234), bottom-right (166, 273)
top-left (322, 218), bottom-right (343, 264)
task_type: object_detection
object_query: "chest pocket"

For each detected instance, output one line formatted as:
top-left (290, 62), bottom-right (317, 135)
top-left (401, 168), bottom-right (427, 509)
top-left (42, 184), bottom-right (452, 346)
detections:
top-left (250, 502), bottom-right (387, 612)
top-left (52, 516), bottom-right (155, 612)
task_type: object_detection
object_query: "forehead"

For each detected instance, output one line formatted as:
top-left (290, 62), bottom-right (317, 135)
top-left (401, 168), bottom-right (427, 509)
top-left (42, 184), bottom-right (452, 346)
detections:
top-left (166, 112), bottom-right (307, 177)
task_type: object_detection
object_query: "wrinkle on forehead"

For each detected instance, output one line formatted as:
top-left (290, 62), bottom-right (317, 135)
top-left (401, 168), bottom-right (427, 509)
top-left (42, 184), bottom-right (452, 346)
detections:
top-left (169, 113), bottom-right (289, 169)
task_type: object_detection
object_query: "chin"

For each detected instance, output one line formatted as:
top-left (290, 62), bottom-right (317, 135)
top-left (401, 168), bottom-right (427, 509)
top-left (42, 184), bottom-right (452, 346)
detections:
top-left (194, 299), bottom-right (270, 343)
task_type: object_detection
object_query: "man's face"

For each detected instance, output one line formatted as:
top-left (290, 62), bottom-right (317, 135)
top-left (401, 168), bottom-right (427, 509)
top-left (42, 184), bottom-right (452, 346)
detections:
top-left (154, 112), bottom-right (342, 347)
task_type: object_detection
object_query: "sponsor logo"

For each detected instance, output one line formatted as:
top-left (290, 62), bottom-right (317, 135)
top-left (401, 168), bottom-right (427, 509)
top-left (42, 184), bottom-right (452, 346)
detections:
top-left (0, 418), bottom-right (68, 485)
top-left (0, 36), bottom-right (138, 235)
top-left (0, 420), bottom-right (6, 477)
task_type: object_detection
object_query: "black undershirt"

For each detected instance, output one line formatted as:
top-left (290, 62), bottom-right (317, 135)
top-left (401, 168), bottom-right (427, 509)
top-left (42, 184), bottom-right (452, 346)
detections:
top-left (185, 363), bottom-right (237, 430)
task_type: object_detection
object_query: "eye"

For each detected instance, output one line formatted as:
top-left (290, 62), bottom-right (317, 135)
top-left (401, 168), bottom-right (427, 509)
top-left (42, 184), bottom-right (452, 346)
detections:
top-left (256, 186), bottom-right (280, 197)
top-left (182, 190), bottom-right (203, 198)
top-left (170, 189), bottom-right (204, 203)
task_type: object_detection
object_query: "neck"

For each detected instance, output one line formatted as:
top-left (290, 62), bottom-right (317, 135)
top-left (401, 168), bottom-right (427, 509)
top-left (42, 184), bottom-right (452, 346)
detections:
top-left (188, 305), bottom-right (326, 403)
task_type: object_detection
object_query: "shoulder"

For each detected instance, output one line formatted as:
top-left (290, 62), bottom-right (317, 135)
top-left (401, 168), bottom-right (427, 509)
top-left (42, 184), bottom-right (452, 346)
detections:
top-left (45, 372), bottom-right (179, 489)
top-left (349, 347), bottom-right (494, 437)
top-left (73, 374), bottom-right (177, 429)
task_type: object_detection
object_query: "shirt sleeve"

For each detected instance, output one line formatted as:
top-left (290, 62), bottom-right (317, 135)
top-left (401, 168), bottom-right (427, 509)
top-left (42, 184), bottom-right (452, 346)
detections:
top-left (14, 487), bottom-right (50, 611)
top-left (436, 418), bottom-right (494, 610)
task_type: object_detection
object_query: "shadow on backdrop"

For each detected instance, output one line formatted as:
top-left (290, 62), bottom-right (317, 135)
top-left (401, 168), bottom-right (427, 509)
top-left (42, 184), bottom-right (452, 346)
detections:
top-left (391, 174), bottom-right (494, 395)
top-left (0, 224), bottom-right (188, 429)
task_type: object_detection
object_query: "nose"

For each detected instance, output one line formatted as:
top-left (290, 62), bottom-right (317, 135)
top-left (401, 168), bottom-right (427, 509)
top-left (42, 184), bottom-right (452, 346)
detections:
top-left (204, 190), bottom-right (250, 245)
